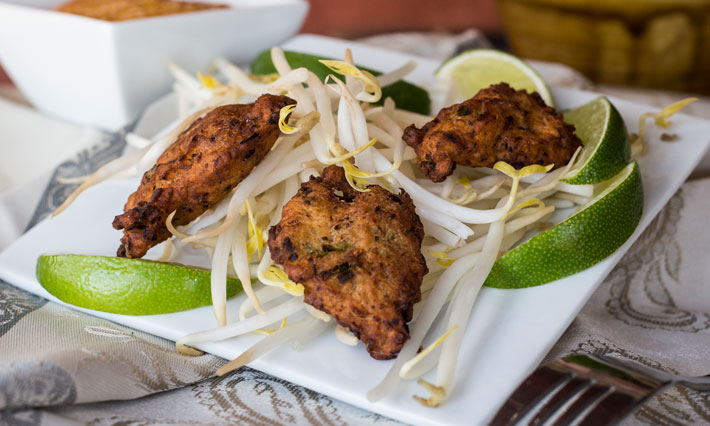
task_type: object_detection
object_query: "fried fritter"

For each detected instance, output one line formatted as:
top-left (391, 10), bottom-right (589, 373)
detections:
top-left (113, 94), bottom-right (295, 259)
top-left (403, 83), bottom-right (582, 182)
top-left (268, 166), bottom-right (428, 360)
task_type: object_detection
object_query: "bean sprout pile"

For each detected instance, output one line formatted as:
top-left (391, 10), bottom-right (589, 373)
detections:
top-left (55, 47), bottom-right (602, 406)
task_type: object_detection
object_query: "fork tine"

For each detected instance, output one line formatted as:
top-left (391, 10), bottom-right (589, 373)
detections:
top-left (529, 377), bottom-right (592, 425)
top-left (550, 384), bottom-right (611, 426)
top-left (488, 366), bottom-right (572, 426)
top-left (576, 384), bottom-right (670, 426)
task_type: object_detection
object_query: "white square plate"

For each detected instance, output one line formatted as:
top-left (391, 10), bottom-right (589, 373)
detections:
top-left (1, 35), bottom-right (709, 425)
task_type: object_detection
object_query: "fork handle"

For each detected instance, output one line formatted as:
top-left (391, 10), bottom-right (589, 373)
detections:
top-left (677, 377), bottom-right (710, 391)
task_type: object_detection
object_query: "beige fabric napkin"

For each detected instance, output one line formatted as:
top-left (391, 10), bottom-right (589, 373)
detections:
top-left (0, 98), bottom-right (103, 250)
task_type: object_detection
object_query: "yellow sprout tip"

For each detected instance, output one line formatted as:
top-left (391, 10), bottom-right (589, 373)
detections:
top-left (436, 258), bottom-right (454, 268)
top-left (329, 137), bottom-right (378, 165)
top-left (250, 72), bottom-right (280, 84)
top-left (197, 72), bottom-right (220, 90)
top-left (456, 176), bottom-right (472, 188)
top-left (519, 163), bottom-right (554, 178)
top-left (656, 97), bottom-right (698, 128)
top-left (493, 161), bottom-right (516, 178)
top-left (318, 60), bottom-right (362, 77)
top-left (284, 281), bottom-right (305, 296)
top-left (245, 200), bottom-right (263, 259)
top-left (495, 162), bottom-right (553, 179)
top-left (343, 169), bottom-right (370, 193)
top-left (265, 266), bottom-right (304, 296)
top-left (400, 325), bottom-right (458, 379)
top-left (504, 198), bottom-right (545, 220)
top-left (319, 59), bottom-right (382, 102)
top-left (427, 249), bottom-right (453, 259)
top-left (279, 104), bottom-right (299, 135)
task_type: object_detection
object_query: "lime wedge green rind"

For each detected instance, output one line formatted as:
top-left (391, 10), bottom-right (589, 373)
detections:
top-left (484, 161), bottom-right (643, 289)
top-left (36, 255), bottom-right (243, 315)
top-left (435, 49), bottom-right (554, 107)
top-left (250, 50), bottom-right (431, 115)
top-left (562, 97), bottom-right (631, 185)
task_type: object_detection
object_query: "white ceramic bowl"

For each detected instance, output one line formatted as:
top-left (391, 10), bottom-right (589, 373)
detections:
top-left (0, 0), bottom-right (308, 130)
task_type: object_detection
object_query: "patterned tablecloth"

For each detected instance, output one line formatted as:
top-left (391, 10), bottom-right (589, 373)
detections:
top-left (1, 31), bottom-right (710, 425)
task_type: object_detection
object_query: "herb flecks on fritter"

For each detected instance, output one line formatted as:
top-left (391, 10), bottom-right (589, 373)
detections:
top-left (113, 94), bottom-right (295, 259)
top-left (403, 83), bottom-right (582, 182)
top-left (268, 166), bottom-right (428, 360)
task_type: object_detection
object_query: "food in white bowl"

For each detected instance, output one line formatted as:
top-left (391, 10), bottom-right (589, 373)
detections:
top-left (0, 0), bottom-right (308, 130)
top-left (55, 0), bottom-right (228, 21)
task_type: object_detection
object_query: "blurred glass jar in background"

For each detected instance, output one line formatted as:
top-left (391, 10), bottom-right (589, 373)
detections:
top-left (497, 0), bottom-right (710, 94)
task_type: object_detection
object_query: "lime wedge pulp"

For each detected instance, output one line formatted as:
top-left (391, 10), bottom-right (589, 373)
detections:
top-left (562, 96), bottom-right (631, 185)
top-left (435, 49), bottom-right (554, 106)
top-left (250, 50), bottom-right (431, 115)
top-left (484, 161), bottom-right (643, 289)
top-left (36, 255), bottom-right (243, 315)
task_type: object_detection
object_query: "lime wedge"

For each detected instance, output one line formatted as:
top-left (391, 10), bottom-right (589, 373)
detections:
top-left (484, 161), bottom-right (643, 289)
top-left (36, 255), bottom-right (243, 315)
top-left (251, 50), bottom-right (431, 115)
top-left (562, 97), bottom-right (631, 185)
top-left (435, 49), bottom-right (554, 106)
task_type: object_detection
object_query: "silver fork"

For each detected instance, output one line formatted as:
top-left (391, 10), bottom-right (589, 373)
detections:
top-left (488, 354), bottom-right (710, 426)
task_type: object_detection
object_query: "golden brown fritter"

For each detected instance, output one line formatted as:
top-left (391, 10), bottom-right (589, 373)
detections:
top-left (55, 0), bottom-right (227, 22)
top-left (113, 94), bottom-right (294, 259)
top-left (403, 83), bottom-right (582, 182)
top-left (268, 166), bottom-right (428, 360)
